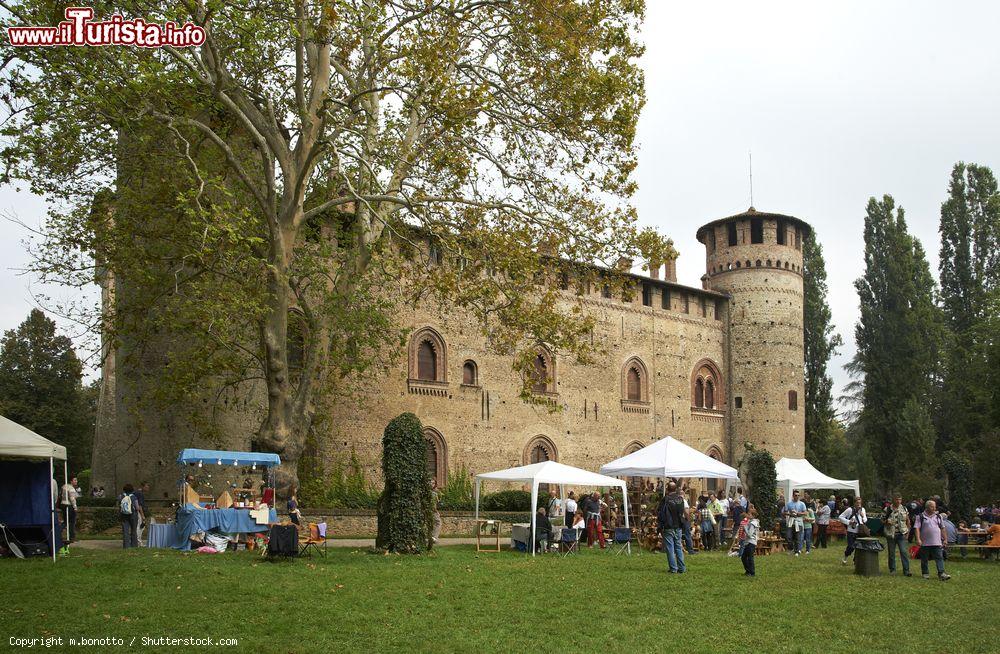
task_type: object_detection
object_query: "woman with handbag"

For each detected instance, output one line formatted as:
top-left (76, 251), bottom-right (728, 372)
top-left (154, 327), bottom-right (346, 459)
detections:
top-left (839, 496), bottom-right (868, 564)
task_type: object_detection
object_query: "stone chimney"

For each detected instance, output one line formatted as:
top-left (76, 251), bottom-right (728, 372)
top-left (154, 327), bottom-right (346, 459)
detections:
top-left (615, 256), bottom-right (633, 272)
top-left (664, 258), bottom-right (677, 282)
top-left (701, 274), bottom-right (711, 290)
top-left (648, 259), bottom-right (661, 280)
top-left (537, 233), bottom-right (559, 256)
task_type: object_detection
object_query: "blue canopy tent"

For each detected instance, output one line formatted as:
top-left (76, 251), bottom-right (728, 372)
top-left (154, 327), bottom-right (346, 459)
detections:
top-left (173, 449), bottom-right (281, 550)
top-left (0, 415), bottom-right (67, 561)
top-left (176, 449), bottom-right (281, 468)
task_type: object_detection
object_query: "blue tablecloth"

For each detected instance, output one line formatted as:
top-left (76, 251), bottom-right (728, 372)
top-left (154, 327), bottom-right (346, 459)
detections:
top-left (147, 523), bottom-right (174, 548)
top-left (172, 504), bottom-right (277, 550)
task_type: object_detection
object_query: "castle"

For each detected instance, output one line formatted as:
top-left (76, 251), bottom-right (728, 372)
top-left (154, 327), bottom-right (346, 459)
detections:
top-left (92, 208), bottom-right (809, 500)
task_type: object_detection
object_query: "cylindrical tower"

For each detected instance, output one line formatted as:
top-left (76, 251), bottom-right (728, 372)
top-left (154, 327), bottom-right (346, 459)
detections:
top-left (696, 207), bottom-right (809, 459)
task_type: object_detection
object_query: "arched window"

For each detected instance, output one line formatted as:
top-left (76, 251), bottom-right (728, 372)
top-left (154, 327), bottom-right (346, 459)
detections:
top-left (529, 347), bottom-right (555, 394)
top-left (417, 341), bottom-right (437, 380)
top-left (462, 360), bottom-right (478, 386)
top-left (624, 441), bottom-right (645, 490)
top-left (424, 427), bottom-right (447, 487)
top-left (409, 327), bottom-right (447, 382)
top-left (523, 435), bottom-right (558, 465)
top-left (627, 368), bottom-right (641, 400)
top-left (705, 446), bottom-right (724, 492)
top-left (691, 359), bottom-right (725, 411)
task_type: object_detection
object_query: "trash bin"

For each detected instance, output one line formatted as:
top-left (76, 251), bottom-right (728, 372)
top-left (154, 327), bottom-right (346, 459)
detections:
top-left (853, 537), bottom-right (884, 576)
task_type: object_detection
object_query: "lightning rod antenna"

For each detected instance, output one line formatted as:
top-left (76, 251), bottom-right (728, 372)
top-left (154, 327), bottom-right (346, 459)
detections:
top-left (749, 150), bottom-right (754, 209)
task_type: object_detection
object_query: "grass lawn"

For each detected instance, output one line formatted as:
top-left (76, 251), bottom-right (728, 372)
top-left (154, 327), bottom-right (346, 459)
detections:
top-left (1, 543), bottom-right (996, 653)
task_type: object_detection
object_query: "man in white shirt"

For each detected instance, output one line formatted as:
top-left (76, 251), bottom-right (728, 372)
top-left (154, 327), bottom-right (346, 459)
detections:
top-left (563, 491), bottom-right (577, 528)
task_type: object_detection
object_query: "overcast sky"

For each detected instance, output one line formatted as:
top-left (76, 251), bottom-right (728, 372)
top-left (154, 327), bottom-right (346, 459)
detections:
top-left (2, 1), bottom-right (999, 400)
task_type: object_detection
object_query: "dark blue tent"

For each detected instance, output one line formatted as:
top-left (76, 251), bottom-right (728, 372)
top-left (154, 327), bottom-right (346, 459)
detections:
top-left (0, 415), bottom-right (66, 561)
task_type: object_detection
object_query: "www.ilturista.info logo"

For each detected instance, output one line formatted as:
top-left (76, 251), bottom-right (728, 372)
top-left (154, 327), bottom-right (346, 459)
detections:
top-left (7, 7), bottom-right (206, 47)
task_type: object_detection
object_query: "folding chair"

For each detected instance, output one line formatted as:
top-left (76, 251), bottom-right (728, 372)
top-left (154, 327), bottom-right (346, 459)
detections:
top-left (559, 527), bottom-right (580, 556)
top-left (299, 522), bottom-right (328, 557)
top-left (611, 527), bottom-right (633, 555)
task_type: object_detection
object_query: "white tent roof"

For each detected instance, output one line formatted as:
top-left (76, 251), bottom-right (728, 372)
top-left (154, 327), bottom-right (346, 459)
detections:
top-left (474, 460), bottom-right (631, 557)
top-left (475, 460), bottom-right (625, 487)
top-left (599, 436), bottom-right (739, 479)
top-left (775, 457), bottom-right (859, 496)
top-left (0, 415), bottom-right (66, 460)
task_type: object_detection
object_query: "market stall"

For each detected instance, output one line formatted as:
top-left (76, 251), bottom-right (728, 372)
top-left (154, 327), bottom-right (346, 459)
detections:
top-left (474, 461), bottom-right (629, 557)
top-left (774, 457), bottom-right (859, 500)
top-left (0, 415), bottom-right (67, 561)
top-left (172, 449), bottom-right (280, 551)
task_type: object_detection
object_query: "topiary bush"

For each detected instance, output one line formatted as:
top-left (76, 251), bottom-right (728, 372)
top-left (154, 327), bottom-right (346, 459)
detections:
top-left (745, 448), bottom-right (778, 530)
top-left (375, 413), bottom-right (433, 553)
top-left (942, 451), bottom-right (973, 523)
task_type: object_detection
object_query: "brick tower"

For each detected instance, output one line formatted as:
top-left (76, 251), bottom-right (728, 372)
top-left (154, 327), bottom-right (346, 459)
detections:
top-left (697, 208), bottom-right (809, 459)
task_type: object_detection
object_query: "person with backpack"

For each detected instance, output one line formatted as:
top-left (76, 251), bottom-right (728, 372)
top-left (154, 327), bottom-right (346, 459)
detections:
top-left (739, 506), bottom-right (760, 577)
top-left (119, 484), bottom-right (141, 549)
top-left (657, 481), bottom-right (687, 573)
top-left (839, 496), bottom-right (867, 564)
top-left (915, 499), bottom-right (951, 581)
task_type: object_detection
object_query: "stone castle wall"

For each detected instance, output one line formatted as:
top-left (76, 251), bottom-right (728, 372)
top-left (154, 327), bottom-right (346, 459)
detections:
top-left (93, 210), bottom-right (810, 499)
top-left (323, 279), bottom-right (731, 487)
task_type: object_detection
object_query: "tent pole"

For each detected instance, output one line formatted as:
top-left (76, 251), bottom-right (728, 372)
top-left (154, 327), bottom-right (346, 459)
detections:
top-left (474, 480), bottom-right (480, 522)
top-left (49, 456), bottom-right (55, 562)
top-left (63, 460), bottom-right (69, 547)
top-left (530, 481), bottom-right (538, 557)
top-left (621, 480), bottom-right (630, 555)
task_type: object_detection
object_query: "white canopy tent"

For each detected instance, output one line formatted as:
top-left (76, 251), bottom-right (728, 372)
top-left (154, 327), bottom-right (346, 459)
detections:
top-left (775, 457), bottom-right (860, 500)
top-left (0, 415), bottom-right (67, 562)
top-left (599, 436), bottom-right (740, 481)
top-left (474, 461), bottom-right (630, 556)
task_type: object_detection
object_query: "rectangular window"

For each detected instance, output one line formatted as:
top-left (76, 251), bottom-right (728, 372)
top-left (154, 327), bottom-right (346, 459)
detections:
top-left (715, 300), bottom-right (723, 320)
top-left (727, 222), bottom-right (738, 247)
top-left (602, 284), bottom-right (612, 299)
top-left (700, 297), bottom-right (707, 317)
top-left (623, 284), bottom-right (633, 303)
top-left (777, 220), bottom-right (787, 246)
top-left (661, 288), bottom-right (671, 310)
top-left (788, 390), bottom-right (798, 411)
top-left (795, 227), bottom-right (802, 250)
top-left (750, 218), bottom-right (763, 244)
top-left (642, 283), bottom-right (652, 307)
top-left (683, 294), bottom-right (690, 314)
top-left (735, 396), bottom-right (743, 409)
top-left (559, 271), bottom-right (570, 290)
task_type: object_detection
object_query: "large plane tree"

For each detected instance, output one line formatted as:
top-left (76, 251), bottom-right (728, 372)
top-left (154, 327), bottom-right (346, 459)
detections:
top-left (1, 1), bottom-right (661, 488)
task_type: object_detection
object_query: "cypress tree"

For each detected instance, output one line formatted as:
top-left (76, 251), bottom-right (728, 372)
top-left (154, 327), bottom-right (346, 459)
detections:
top-left (802, 230), bottom-right (842, 469)
top-left (854, 196), bottom-right (942, 493)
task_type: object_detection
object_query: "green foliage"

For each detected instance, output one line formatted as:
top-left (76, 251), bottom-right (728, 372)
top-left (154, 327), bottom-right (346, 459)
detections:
top-left (89, 508), bottom-right (120, 533)
top-left (376, 414), bottom-right (433, 553)
top-left (2, 0), bottom-right (652, 490)
top-left (0, 310), bottom-right (94, 474)
top-left (479, 490), bottom-right (532, 512)
top-left (802, 230), bottom-right (842, 470)
top-left (852, 195), bottom-right (943, 493)
top-left (76, 469), bottom-right (91, 496)
top-left (437, 465), bottom-right (474, 510)
top-left (298, 448), bottom-right (379, 510)
top-left (744, 448), bottom-right (777, 529)
top-left (942, 452), bottom-right (974, 522)
top-left (937, 163), bottom-right (1000, 501)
